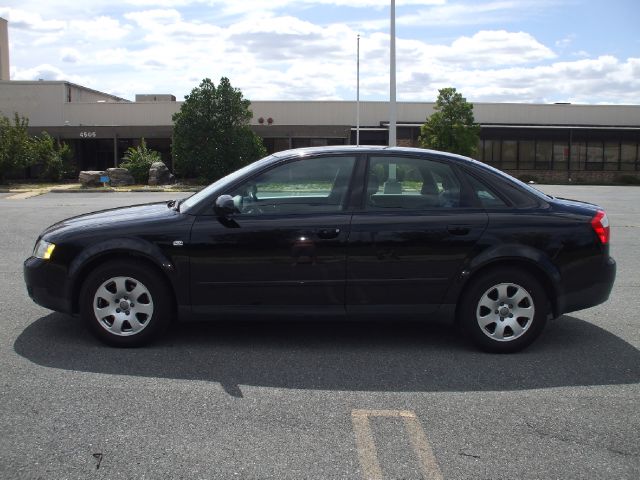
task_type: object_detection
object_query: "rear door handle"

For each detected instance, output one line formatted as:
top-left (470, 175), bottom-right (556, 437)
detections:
top-left (447, 224), bottom-right (471, 235)
top-left (317, 228), bottom-right (341, 239)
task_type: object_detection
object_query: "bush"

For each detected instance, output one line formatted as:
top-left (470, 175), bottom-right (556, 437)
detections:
top-left (120, 139), bottom-right (161, 184)
top-left (0, 114), bottom-right (33, 182)
top-left (31, 132), bottom-right (73, 181)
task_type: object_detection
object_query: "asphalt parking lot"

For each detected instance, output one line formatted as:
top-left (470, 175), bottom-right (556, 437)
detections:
top-left (1, 187), bottom-right (638, 479)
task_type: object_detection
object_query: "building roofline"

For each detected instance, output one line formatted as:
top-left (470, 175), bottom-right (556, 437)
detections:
top-left (0, 80), bottom-right (130, 102)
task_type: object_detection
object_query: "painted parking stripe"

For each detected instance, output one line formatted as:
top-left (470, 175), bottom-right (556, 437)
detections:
top-left (351, 409), bottom-right (443, 480)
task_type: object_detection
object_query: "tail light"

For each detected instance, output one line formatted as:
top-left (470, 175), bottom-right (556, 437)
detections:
top-left (590, 210), bottom-right (610, 244)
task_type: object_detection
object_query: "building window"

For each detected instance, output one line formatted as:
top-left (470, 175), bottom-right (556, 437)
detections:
top-left (519, 140), bottom-right (535, 169)
top-left (553, 142), bottom-right (569, 171)
top-left (621, 142), bottom-right (637, 171)
top-left (501, 140), bottom-right (517, 169)
top-left (482, 140), bottom-right (500, 167)
top-left (586, 141), bottom-right (604, 171)
top-left (535, 141), bottom-right (552, 170)
top-left (571, 141), bottom-right (586, 170)
top-left (604, 142), bottom-right (620, 171)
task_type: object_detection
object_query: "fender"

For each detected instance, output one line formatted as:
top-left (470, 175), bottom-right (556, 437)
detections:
top-left (444, 243), bottom-right (563, 310)
top-left (66, 237), bottom-right (184, 311)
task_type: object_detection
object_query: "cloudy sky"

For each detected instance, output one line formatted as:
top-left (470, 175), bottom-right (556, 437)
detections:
top-left (1, 0), bottom-right (639, 104)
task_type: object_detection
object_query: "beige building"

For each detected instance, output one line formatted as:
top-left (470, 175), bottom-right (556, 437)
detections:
top-left (0, 80), bottom-right (639, 182)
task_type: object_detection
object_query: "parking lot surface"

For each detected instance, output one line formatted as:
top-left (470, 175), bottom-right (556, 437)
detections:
top-left (1, 187), bottom-right (638, 479)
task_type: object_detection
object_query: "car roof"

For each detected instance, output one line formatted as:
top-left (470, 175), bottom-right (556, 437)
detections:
top-left (271, 145), bottom-right (471, 160)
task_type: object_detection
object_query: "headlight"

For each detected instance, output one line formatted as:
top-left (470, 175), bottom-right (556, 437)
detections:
top-left (33, 240), bottom-right (56, 260)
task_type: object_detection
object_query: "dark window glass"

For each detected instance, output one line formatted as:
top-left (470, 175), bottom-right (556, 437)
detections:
top-left (571, 141), bottom-right (587, 170)
top-left (621, 142), bottom-right (637, 171)
top-left (553, 142), bottom-right (569, 171)
top-left (586, 141), bottom-right (604, 171)
top-left (536, 141), bottom-right (552, 170)
top-left (501, 140), bottom-right (517, 169)
top-left (604, 142), bottom-right (619, 171)
top-left (229, 156), bottom-right (356, 215)
top-left (366, 156), bottom-right (464, 210)
top-left (519, 140), bottom-right (535, 169)
top-left (483, 140), bottom-right (498, 166)
top-left (464, 173), bottom-right (508, 208)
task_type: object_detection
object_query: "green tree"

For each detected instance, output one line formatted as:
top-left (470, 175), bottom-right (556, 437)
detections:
top-left (120, 138), bottom-right (161, 183)
top-left (0, 113), bottom-right (33, 181)
top-left (31, 132), bottom-right (73, 181)
top-left (171, 77), bottom-right (266, 181)
top-left (419, 87), bottom-right (480, 157)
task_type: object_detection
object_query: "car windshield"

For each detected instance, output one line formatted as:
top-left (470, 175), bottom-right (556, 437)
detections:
top-left (179, 154), bottom-right (280, 213)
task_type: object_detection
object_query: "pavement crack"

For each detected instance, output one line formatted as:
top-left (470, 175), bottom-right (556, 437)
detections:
top-left (459, 451), bottom-right (481, 459)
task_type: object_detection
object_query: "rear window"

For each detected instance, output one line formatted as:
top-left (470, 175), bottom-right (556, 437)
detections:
top-left (463, 165), bottom-right (541, 209)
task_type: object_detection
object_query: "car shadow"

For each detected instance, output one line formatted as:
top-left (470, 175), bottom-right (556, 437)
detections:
top-left (14, 313), bottom-right (640, 397)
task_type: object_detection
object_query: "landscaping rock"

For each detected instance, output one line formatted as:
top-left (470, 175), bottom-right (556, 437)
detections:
top-left (148, 161), bottom-right (174, 186)
top-left (78, 170), bottom-right (106, 187)
top-left (106, 168), bottom-right (135, 186)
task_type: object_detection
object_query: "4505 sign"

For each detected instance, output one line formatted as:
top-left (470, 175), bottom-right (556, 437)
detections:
top-left (79, 131), bottom-right (97, 138)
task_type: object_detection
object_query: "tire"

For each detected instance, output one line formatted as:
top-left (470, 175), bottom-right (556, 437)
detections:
top-left (459, 268), bottom-right (548, 353)
top-left (79, 259), bottom-right (173, 347)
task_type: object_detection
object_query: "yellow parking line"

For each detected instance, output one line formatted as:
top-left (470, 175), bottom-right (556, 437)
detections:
top-left (351, 409), bottom-right (443, 480)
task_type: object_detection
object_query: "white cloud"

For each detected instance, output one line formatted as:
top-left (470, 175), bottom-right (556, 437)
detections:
top-left (2, 1), bottom-right (638, 105)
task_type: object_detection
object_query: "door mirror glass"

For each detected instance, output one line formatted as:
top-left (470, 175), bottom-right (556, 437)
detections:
top-left (214, 194), bottom-right (237, 216)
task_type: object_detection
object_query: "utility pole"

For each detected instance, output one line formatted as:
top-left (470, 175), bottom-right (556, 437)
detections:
top-left (389, 0), bottom-right (397, 147)
top-left (356, 34), bottom-right (360, 146)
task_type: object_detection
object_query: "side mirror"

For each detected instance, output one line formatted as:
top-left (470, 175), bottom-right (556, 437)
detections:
top-left (214, 194), bottom-right (236, 216)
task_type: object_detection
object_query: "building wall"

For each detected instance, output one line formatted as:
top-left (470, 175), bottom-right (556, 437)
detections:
top-left (0, 82), bottom-right (66, 125)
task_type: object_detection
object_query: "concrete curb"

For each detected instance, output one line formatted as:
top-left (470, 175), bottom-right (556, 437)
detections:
top-left (48, 188), bottom-right (200, 193)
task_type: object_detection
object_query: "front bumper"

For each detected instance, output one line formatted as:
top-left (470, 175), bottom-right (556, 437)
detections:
top-left (24, 256), bottom-right (73, 314)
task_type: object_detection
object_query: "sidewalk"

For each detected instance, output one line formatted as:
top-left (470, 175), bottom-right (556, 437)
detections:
top-left (5, 183), bottom-right (80, 200)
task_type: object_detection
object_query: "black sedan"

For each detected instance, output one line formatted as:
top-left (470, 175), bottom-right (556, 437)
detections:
top-left (24, 146), bottom-right (616, 352)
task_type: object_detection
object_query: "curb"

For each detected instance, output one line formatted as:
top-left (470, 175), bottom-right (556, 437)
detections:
top-left (49, 188), bottom-right (115, 193)
top-left (48, 188), bottom-right (200, 193)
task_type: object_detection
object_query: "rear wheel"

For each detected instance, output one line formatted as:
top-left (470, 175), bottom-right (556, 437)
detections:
top-left (459, 268), bottom-right (548, 353)
top-left (79, 260), bottom-right (173, 347)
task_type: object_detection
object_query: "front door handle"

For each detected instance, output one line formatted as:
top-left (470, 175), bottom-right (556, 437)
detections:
top-left (317, 228), bottom-right (341, 239)
top-left (447, 224), bottom-right (471, 235)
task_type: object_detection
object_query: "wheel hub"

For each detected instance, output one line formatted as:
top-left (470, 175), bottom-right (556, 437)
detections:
top-left (93, 276), bottom-right (154, 337)
top-left (476, 282), bottom-right (535, 342)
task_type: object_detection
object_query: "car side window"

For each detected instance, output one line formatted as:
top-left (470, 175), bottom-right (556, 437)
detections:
top-left (228, 155), bottom-right (356, 215)
top-left (366, 156), bottom-right (464, 210)
top-left (463, 172), bottom-right (508, 208)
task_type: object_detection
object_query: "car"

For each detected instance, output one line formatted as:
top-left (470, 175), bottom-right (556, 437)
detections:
top-left (24, 146), bottom-right (616, 352)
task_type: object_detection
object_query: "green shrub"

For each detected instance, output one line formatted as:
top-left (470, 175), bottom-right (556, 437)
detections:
top-left (0, 114), bottom-right (32, 181)
top-left (120, 139), bottom-right (161, 184)
top-left (31, 132), bottom-right (73, 181)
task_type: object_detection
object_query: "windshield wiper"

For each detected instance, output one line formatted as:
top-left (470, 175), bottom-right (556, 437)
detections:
top-left (167, 199), bottom-right (176, 208)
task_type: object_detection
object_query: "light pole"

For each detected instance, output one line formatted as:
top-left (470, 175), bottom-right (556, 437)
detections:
top-left (356, 34), bottom-right (360, 146)
top-left (389, 0), bottom-right (397, 147)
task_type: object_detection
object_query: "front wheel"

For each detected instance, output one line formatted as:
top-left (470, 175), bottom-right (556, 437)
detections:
top-left (79, 260), bottom-right (173, 347)
top-left (459, 268), bottom-right (548, 353)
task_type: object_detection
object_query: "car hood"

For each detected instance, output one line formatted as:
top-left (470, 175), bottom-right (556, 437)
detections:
top-left (41, 202), bottom-right (180, 239)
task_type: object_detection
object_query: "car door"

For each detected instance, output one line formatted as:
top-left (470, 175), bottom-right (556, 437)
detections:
top-left (189, 154), bottom-right (357, 319)
top-left (346, 154), bottom-right (489, 316)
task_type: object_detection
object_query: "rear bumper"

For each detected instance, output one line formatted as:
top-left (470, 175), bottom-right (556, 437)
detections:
top-left (24, 257), bottom-right (73, 314)
top-left (558, 256), bottom-right (616, 315)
